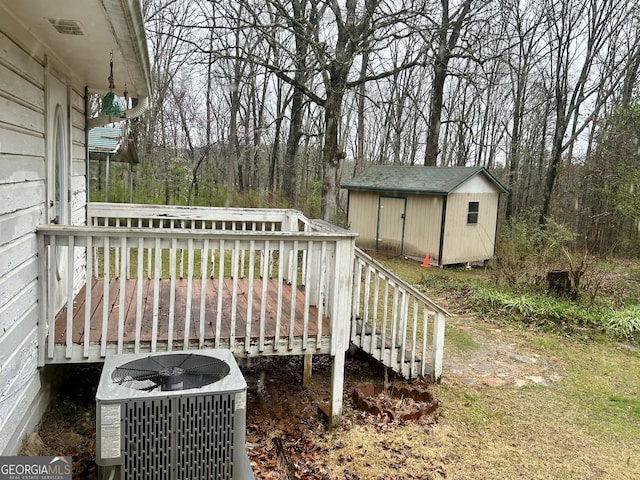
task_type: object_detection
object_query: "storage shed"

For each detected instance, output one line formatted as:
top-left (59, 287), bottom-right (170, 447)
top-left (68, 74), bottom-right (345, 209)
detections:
top-left (342, 166), bottom-right (508, 266)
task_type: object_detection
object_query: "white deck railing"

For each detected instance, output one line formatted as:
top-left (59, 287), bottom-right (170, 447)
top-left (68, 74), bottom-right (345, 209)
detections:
top-left (352, 248), bottom-right (449, 381)
top-left (37, 205), bottom-right (356, 364)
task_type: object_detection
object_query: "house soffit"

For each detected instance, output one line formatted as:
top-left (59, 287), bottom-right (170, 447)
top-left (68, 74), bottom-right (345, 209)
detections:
top-left (2, 0), bottom-right (151, 97)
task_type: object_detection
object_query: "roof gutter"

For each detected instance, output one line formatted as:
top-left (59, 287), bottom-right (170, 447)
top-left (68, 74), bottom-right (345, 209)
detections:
top-left (88, 96), bottom-right (149, 128)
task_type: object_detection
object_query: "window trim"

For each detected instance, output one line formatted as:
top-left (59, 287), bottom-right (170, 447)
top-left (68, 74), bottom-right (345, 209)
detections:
top-left (467, 201), bottom-right (479, 225)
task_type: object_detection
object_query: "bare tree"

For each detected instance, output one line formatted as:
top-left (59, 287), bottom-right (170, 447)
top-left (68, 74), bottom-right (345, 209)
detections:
top-left (423, 0), bottom-right (474, 166)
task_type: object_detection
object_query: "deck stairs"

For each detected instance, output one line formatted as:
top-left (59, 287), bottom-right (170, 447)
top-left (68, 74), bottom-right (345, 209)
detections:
top-left (351, 248), bottom-right (449, 381)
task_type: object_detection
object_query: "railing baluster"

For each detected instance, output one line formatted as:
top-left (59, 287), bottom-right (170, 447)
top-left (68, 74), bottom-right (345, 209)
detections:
top-left (114, 218), bottom-right (120, 277)
top-left (92, 216), bottom-right (99, 278)
top-left (146, 222), bottom-right (152, 279)
top-left (83, 236), bottom-right (92, 358)
top-left (390, 285), bottom-right (400, 370)
top-left (230, 240), bottom-right (240, 350)
top-left (168, 238), bottom-right (177, 352)
top-left (134, 236), bottom-right (144, 353)
top-left (380, 279), bottom-right (389, 362)
top-left (245, 240), bottom-right (255, 353)
top-left (410, 299), bottom-right (419, 378)
top-left (361, 266), bottom-right (371, 348)
top-left (399, 289), bottom-right (409, 374)
top-left (183, 238), bottom-right (194, 350)
top-left (46, 236), bottom-right (56, 360)
top-left (199, 239), bottom-right (209, 349)
top-left (240, 222), bottom-right (246, 279)
top-left (421, 309), bottom-right (429, 377)
top-left (215, 239), bottom-right (224, 349)
top-left (65, 235), bottom-right (75, 359)
top-left (351, 258), bottom-right (362, 343)
top-left (151, 237), bottom-right (161, 352)
top-left (126, 218), bottom-right (132, 278)
top-left (371, 273), bottom-right (380, 352)
top-left (100, 236), bottom-right (110, 357)
top-left (179, 220), bottom-right (185, 279)
top-left (275, 240), bottom-right (284, 350)
top-left (259, 240), bottom-right (269, 352)
top-left (302, 241), bottom-right (312, 350)
top-left (316, 241), bottom-right (327, 349)
top-left (117, 236), bottom-right (127, 354)
top-left (288, 240), bottom-right (298, 350)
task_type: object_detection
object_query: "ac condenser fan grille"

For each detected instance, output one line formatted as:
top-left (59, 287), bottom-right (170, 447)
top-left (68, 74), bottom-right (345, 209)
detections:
top-left (112, 353), bottom-right (231, 391)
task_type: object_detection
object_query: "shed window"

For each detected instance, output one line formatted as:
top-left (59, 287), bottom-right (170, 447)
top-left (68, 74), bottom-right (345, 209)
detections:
top-left (467, 201), bottom-right (479, 224)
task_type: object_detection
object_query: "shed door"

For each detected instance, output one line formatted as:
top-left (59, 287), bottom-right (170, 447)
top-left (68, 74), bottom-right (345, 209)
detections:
top-left (376, 196), bottom-right (406, 254)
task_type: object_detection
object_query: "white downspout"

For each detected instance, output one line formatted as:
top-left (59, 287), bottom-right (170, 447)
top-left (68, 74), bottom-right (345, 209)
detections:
top-left (88, 96), bottom-right (149, 128)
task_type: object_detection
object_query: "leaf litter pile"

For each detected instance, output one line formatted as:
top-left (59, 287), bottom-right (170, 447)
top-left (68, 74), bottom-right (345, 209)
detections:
top-left (25, 352), bottom-right (440, 479)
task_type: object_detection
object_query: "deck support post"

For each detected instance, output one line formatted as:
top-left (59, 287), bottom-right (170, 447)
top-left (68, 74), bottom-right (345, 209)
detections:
top-left (431, 311), bottom-right (446, 381)
top-left (302, 354), bottom-right (313, 387)
top-left (329, 349), bottom-right (345, 428)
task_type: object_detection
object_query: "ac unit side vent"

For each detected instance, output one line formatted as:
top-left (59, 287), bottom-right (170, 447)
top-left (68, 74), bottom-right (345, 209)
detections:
top-left (176, 394), bottom-right (235, 478)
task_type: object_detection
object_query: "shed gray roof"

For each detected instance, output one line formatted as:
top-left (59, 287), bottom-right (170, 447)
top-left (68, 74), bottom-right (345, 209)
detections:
top-left (341, 165), bottom-right (508, 195)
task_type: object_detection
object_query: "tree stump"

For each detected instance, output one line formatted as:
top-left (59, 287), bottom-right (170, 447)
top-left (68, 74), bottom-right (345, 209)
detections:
top-left (547, 270), bottom-right (571, 297)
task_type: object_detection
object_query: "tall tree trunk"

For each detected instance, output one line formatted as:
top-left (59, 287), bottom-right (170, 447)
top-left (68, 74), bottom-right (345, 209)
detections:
top-left (321, 87), bottom-right (345, 221)
top-left (355, 49), bottom-right (369, 174)
top-left (424, 0), bottom-right (473, 166)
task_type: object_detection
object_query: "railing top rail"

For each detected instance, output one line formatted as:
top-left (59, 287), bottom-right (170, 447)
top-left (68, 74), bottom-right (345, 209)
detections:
top-left (354, 247), bottom-right (452, 317)
top-left (37, 224), bottom-right (358, 242)
top-left (88, 202), bottom-right (302, 224)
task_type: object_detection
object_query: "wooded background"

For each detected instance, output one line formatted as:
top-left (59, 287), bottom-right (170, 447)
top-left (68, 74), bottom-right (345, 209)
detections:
top-left (94, 0), bottom-right (640, 256)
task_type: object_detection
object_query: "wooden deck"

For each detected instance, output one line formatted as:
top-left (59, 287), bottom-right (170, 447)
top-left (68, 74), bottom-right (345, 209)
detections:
top-left (53, 278), bottom-right (330, 352)
top-left (37, 203), bottom-right (448, 426)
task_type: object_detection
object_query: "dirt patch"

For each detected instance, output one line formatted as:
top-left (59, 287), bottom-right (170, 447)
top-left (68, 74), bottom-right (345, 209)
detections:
top-left (443, 315), bottom-right (567, 388)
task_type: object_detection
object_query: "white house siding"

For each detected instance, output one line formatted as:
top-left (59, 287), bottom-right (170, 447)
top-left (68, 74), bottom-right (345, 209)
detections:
top-left (70, 88), bottom-right (87, 292)
top-left (0, 10), bottom-right (86, 454)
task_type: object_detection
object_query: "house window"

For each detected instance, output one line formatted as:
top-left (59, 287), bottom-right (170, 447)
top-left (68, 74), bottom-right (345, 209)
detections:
top-left (467, 201), bottom-right (479, 224)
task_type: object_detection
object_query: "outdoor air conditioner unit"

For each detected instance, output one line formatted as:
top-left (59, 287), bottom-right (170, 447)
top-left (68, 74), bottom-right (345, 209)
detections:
top-left (95, 349), bottom-right (253, 480)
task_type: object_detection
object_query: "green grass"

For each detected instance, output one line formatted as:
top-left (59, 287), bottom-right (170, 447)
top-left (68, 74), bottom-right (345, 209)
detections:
top-left (324, 252), bottom-right (640, 479)
top-left (444, 324), bottom-right (480, 354)
top-left (608, 395), bottom-right (640, 421)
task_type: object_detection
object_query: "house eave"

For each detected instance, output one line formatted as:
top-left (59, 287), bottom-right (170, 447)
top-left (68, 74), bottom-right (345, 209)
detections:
top-left (1, 0), bottom-right (151, 98)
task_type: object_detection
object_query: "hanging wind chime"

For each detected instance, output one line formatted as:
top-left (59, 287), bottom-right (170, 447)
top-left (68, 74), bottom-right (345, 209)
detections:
top-left (101, 51), bottom-right (122, 118)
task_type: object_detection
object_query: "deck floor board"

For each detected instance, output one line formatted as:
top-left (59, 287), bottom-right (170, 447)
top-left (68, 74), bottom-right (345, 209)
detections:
top-left (54, 278), bottom-right (330, 348)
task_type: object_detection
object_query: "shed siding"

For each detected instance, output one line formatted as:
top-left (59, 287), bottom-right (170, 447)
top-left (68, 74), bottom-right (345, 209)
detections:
top-left (442, 192), bottom-right (499, 264)
top-left (347, 191), bottom-right (380, 250)
top-left (348, 191), bottom-right (443, 259)
top-left (0, 13), bottom-right (86, 454)
top-left (403, 194), bottom-right (443, 259)
top-left (451, 173), bottom-right (500, 194)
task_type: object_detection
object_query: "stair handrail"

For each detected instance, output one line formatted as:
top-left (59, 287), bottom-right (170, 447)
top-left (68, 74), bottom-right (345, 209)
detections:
top-left (354, 248), bottom-right (452, 317)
